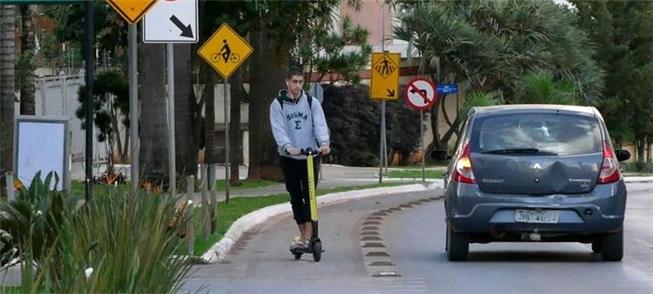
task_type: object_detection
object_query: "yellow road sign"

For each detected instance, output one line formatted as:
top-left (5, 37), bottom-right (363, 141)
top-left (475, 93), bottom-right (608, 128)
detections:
top-left (106, 0), bottom-right (158, 24)
top-left (198, 23), bottom-right (253, 79)
top-left (370, 52), bottom-right (400, 100)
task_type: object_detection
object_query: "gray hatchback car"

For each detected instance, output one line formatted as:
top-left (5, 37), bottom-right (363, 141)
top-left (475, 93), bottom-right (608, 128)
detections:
top-left (444, 105), bottom-right (630, 261)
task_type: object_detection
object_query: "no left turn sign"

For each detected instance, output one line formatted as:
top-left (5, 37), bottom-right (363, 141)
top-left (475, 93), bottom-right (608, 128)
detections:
top-left (404, 77), bottom-right (437, 111)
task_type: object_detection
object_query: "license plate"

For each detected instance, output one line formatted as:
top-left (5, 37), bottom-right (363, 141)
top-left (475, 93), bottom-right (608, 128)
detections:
top-left (515, 209), bottom-right (559, 224)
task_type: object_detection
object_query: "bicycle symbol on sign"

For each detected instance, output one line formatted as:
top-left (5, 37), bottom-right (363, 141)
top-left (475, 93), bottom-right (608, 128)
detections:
top-left (211, 39), bottom-right (240, 64)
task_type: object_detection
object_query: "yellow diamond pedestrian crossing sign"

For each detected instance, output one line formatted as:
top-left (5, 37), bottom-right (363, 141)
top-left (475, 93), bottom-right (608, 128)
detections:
top-left (198, 23), bottom-right (253, 79)
top-left (370, 52), bottom-right (400, 100)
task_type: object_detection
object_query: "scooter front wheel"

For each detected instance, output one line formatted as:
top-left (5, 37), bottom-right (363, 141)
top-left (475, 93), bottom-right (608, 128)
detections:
top-left (312, 240), bottom-right (322, 262)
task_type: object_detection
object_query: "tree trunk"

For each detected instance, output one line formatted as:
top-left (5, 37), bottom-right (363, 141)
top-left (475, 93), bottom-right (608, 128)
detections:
top-left (248, 20), bottom-right (287, 181)
top-left (174, 44), bottom-right (197, 179)
top-left (19, 5), bottom-right (35, 115)
top-left (229, 67), bottom-right (243, 185)
top-left (0, 5), bottom-right (16, 177)
top-left (637, 138), bottom-right (645, 162)
top-left (138, 43), bottom-right (169, 186)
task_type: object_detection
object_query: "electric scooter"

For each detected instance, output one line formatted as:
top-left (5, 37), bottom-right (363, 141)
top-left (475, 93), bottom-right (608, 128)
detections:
top-left (289, 148), bottom-right (323, 262)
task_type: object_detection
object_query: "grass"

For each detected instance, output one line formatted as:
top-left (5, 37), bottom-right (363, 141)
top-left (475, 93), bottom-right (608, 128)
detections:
top-left (388, 169), bottom-right (445, 179)
top-left (191, 181), bottom-right (410, 255)
top-left (214, 179), bottom-right (277, 190)
top-left (0, 286), bottom-right (21, 293)
top-left (69, 178), bottom-right (278, 198)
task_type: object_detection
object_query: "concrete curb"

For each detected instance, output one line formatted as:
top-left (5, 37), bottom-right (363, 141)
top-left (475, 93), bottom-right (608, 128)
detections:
top-left (624, 176), bottom-right (653, 183)
top-left (199, 183), bottom-right (438, 263)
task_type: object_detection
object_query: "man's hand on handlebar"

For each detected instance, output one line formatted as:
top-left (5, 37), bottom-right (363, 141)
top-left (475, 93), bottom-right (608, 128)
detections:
top-left (319, 145), bottom-right (331, 155)
top-left (286, 146), bottom-right (301, 156)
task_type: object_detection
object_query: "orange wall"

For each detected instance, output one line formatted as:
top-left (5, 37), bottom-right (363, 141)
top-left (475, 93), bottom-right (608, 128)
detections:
top-left (340, 1), bottom-right (393, 46)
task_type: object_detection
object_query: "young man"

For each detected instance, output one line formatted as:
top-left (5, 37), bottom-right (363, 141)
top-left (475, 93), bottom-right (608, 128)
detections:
top-left (270, 67), bottom-right (330, 249)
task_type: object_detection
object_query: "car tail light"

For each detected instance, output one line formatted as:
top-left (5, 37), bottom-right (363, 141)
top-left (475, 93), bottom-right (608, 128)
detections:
top-left (453, 142), bottom-right (476, 184)
top-left (597, 141), bottom-right (620, 184)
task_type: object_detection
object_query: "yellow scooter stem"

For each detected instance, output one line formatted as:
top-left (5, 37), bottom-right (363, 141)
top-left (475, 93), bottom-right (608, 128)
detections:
top-left (307, 151), bottom-right (318, 222)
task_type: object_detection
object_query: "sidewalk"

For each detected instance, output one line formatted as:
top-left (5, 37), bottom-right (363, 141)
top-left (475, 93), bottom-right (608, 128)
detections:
top-left (184, 164), bottom-right (445, 203)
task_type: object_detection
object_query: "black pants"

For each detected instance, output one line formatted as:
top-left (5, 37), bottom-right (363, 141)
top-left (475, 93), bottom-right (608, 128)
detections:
top-left (280, 156), bottom-right (320, 224)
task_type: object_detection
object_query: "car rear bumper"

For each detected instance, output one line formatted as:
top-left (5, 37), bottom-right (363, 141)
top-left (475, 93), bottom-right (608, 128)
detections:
top-left (445, 181), bottom-right (626, 235)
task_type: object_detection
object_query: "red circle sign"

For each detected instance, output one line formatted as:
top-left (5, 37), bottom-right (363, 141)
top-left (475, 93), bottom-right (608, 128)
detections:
top-left (404, 78), bottom-right (437, 111)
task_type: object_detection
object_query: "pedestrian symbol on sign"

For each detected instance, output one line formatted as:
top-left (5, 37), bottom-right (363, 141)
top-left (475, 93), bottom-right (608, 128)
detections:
top-left (373, 55), bottom-right (397, 79)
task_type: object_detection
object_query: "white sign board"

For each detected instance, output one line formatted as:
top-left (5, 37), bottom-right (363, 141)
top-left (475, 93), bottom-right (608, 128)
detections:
top-left (14, 117), bottom-right (70, 191)
top-left (143, 0), bottom-right (198, 43)
top-left (404, 77), bottom-right (437, 111)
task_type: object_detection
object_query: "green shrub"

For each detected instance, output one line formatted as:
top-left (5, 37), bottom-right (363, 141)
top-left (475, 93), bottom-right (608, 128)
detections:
top-left (0, 172), bottom-right (70, 267)
top-left (622, 161), bottom-right (653, 173)
top-left (1, 173), bottom-right (193, 293)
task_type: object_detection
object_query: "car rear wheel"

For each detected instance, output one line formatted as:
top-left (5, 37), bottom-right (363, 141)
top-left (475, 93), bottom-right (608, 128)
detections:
top-left (591, 239), bottom-right (602, 253)
top-left (447, 223), bottom-right (469, 261)
top-left (600, 227), bottom-right (623, 261)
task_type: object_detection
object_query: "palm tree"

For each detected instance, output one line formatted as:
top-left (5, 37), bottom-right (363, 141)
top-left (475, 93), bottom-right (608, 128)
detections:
top-left (173, 44), bottom-right (197, 180)
top-left (139, 43), bottom-right (169, 187)
top-left (394, 0), bottom-right (603, 155)
top-left (18, 4), bottom-right (35, 115)
top-left (516, 72), bottom-right (578, 105)
top-left (0, 5), bottom-right (16, 177)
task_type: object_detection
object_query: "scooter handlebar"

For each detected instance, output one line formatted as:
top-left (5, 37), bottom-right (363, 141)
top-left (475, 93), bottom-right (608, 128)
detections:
top-left (300, 148), bottom-right (315, 155)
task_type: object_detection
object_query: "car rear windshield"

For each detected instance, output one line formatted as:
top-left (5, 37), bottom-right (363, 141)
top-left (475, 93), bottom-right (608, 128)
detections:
top-left (470, 112), bottom-right (603, 156)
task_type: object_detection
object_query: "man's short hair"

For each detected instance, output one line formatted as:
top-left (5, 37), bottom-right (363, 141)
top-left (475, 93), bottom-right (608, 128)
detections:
top-left (286, 66), bottom-right (304, 79)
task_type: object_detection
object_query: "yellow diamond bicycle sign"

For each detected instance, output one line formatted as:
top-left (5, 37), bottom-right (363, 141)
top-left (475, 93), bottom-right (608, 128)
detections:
top-left (198, 23), bottom-right (253, 79)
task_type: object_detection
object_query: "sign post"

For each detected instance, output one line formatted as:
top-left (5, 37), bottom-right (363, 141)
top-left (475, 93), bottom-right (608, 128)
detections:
top-left (404, 77), bottom-right (437, 182)
top-left (198, 23), bottom-right (253, 203)
top-left (370, 51), bottom-right (400, 183)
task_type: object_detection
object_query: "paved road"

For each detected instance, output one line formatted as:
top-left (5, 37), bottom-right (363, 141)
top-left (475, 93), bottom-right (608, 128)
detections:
top-left (383, 182), bottom-right (653, 293)
top-left (182, 190), bottom-right (437, 293)
top-left (183, 183), bottom-right (653, 293)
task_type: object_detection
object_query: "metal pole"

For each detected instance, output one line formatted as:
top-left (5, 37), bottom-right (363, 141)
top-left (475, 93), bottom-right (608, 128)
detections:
top-left (84, 0), bottom-right (94, 201)
top-left (167, 44), bottom-right (176, 195)
top-left (379, 101), bottom-right (385, 183)
top-left (384, 121), bottom-right (388, 175)
top-left (186, 175), bottom-right (195, 255)
top-left (421, 110), bottom-right (425, 182)
top-left (129, 23), bottom-right (139, 193)
top-left (378, 1), bottom-right (386, 183)
top-left (224, 79), bottom-right (230, 203)
top-left (6, 173), bottom-right (14, 202)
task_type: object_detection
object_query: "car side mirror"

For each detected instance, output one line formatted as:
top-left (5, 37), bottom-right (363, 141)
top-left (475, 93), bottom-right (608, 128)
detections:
top-left (615, 150), bottom-right (630, 162)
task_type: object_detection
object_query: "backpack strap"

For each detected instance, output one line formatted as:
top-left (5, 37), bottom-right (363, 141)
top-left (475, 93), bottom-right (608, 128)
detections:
top-left (277, 92), bottom-right (313, 110)
top-left (306, 94), bottom-right (313, 110)
top-left (277, 96), bottom-right (284, 110)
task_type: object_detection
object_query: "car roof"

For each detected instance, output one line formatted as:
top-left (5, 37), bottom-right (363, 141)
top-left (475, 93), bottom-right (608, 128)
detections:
top-left (470, 104), bottom-right (598, 118)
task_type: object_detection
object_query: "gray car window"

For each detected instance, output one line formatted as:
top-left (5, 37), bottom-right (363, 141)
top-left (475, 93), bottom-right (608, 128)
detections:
top-left (471, 113), bottom-right (602, 156)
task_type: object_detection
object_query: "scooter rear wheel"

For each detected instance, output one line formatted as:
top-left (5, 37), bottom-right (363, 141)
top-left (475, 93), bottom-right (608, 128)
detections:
top-left (293, 252), bottom-right (302, 260)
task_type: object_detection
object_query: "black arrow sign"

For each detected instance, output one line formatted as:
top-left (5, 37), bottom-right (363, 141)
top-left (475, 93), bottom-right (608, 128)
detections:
top-left (169, 15), bottom-right (193, 38)
top-left (387, 89), bottom-right (395, 97)
top-left (410, 87), bottom-right (429, 103)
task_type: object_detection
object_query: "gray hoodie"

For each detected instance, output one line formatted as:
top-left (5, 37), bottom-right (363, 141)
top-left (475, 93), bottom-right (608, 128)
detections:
top-left (270, 89), bottom-right (330, 160)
